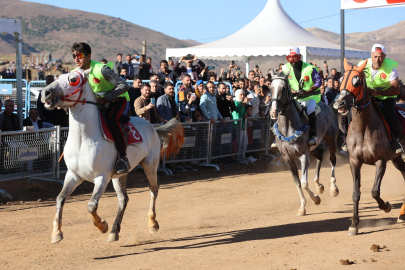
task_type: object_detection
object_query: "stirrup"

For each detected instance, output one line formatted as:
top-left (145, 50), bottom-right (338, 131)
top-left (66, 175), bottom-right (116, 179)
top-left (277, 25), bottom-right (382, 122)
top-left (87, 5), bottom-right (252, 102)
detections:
top-left (271, 141), bottom-right (277, 148)
top-left (394, 140), bottom-right (404, 155)
top-left (309, 137), bottom-right (317, 146)
top-left (115, 158), bottom-right (131, 175)
top-left (341, 141), bottom-right (348, 153)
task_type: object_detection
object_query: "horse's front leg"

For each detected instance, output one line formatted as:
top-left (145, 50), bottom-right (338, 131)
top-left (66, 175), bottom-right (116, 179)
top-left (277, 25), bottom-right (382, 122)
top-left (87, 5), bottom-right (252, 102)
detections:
top-left (88, 176), bottom-right (110, 234)
top-left (348, 158), bottom-right (362, 235)
top-left (300, 153), bottom-right (321, 206)
top-left (51, 171), bottom-right (83, 244)
top-left (326, 136), bottom-right (339, 197)
top-left (311, 147), bottom-right (325, 194)
top-left (371, 160), bottom-right (391, 213)
top-left (108, 175), bottom-right (129, 242)
top-left (283, 156), bottom-right (307, 216)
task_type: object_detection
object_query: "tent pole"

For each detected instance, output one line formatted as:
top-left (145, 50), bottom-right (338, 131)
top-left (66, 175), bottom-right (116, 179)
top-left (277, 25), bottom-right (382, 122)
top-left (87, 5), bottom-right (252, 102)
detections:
top-left (302, 47), bottom-right (307, 63)
top-left (246, 57), bottom-right (250, 73)
top-left (340, 9), bottom-right (345, 75)
top-left (15, 31), bottom-right (23, 128)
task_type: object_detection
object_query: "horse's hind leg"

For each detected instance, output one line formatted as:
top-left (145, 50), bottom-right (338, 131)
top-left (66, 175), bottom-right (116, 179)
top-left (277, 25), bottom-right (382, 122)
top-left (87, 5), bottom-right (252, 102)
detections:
top-left (325, 136), bottom-right (339, 197)
top-left (283, 156), bottom-right (307, 216)
top-left (390, 156), bottom-right (405, 222)
top-left (107, 175), bottom-right (129, 242)
top-left (88, 176), bottom-right (110, 234)
top-left (51, 171), bottom-right (83, 244)
top-left (311, 147), bottom-right (325, 194)
top-left (300, 153), bottom-right (321, 206)
top-left (371, 160), bottom-right (391, 213)
top-left (140, 154), bottom-right (160, 234)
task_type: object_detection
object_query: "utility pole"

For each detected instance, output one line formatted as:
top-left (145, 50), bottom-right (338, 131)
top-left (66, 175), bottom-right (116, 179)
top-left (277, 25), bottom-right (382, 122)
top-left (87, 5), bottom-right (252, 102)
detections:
top-left (340, 9), bottom-right (345, 74)
top-left (142, 41), bottom-right (147, 56)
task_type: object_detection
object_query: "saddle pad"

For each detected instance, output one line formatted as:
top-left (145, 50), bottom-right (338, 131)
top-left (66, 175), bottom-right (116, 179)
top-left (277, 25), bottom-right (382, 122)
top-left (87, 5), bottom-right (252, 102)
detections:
top-left (99, 111), bottom-right (143, 145)
top-left (293, 100), bottom-right (321, 116)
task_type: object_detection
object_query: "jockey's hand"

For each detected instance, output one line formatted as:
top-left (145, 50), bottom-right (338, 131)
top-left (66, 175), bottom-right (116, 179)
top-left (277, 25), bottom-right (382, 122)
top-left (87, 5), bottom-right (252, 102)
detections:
top-left (292, 91), bottom-right (300, 97)
top-left (369, 88), bottom-right (378, 96)
top-left (97, 97), bottom-right (108, 105)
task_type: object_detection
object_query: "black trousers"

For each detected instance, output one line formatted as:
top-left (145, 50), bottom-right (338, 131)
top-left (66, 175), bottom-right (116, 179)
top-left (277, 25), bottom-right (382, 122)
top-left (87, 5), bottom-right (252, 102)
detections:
top-left (106, 99), bottom-right (127, 157)
top-left (376, 97), bottom-right (402, 138)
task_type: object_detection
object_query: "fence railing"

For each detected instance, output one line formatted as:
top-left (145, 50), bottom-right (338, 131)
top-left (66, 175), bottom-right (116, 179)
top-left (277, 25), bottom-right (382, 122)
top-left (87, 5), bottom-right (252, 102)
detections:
top-left (0, 79), bottom-right (28, 117)
top-left (0, 117), bottom-right (273, 185)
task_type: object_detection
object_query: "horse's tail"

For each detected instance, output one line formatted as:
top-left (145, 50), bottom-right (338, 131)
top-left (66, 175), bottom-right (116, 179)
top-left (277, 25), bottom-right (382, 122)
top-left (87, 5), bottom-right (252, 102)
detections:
top-left (155, 118), bottom-right (185, 158)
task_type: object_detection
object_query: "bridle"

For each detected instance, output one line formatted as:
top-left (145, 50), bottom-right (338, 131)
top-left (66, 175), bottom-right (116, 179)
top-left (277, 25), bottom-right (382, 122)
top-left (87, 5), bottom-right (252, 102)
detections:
top-left (60, 71), bottom-right (97, 107)
top-left (340, 68), bottom-right (370, 109)
top-left (271, 77), bottom-right (293, 114)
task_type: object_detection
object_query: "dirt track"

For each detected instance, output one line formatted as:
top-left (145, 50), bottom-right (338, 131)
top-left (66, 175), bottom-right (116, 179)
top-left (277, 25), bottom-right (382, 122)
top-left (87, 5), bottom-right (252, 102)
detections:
top-left (1, 154), bottom-right (405, 270)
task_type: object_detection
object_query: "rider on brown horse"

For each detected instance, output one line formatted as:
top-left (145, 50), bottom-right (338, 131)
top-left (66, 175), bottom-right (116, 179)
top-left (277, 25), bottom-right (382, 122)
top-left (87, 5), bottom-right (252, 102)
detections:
top-left (271, 46), bottom-right (322, 148)
top-left (342, 44), bottom-right (403, 154)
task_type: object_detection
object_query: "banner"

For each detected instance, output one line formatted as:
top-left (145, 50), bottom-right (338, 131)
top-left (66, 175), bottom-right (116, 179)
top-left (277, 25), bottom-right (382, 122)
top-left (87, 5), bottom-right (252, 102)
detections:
top-left (341, 0), bottom-right (405, 9)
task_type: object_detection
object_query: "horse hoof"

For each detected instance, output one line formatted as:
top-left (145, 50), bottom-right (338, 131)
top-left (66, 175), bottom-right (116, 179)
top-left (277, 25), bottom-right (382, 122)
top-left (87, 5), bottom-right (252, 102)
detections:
top-left (107, 233), bottom-right (119, 242)
top-left (51, 232), bottom-right (63, 244)
top-left (98, 221), bottom-right (109, 233)
top-left (149, 226), bottom-right (159, 235)
top-left (297, 209), bottom-right (306, 216)
top-left (384, 202), bottom-right (391, 213)
top-left (312, 195), bottom-right (321, 205)
top-left (347, 227), bottom-right (358, 236)
top-left (330, 187), bottom-right (339, 197)
top-left (316, 183), bottom-right (324, 194)
top-left (397, 215), bottom-right (405, 223)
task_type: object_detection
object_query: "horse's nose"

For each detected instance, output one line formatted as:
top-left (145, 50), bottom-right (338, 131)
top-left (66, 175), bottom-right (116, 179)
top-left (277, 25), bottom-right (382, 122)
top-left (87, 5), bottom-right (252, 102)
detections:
top-left (44, 89), bottom-right (52, 99)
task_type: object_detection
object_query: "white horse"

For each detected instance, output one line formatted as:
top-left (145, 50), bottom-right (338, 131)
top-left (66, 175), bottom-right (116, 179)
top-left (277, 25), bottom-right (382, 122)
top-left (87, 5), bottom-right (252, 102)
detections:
top-left (41, 69), bottom-right (184, 244)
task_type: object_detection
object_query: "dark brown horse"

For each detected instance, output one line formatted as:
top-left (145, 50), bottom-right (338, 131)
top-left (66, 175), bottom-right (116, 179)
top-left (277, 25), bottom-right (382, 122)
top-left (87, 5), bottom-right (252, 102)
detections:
top-left (334, 58), bottom-right (405, 235)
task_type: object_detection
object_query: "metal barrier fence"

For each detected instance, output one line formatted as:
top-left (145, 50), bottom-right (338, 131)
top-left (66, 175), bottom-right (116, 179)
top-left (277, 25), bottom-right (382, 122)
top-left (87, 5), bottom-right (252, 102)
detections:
top-left (0, 79), bottom-right (28, 117)
top-left (0, 128), bottom-right (56, 182)
top-left (0, 117), bottom-right (273, 185)
top-left (174, 81), bottom-right (233, 104)
top-left (27, 80), bottom-right (47, 111)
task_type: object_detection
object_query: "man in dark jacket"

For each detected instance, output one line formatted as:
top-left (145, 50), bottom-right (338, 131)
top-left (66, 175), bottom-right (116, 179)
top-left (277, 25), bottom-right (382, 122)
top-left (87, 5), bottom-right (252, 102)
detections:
top-left (0, 100), bottom-right (21, 131)
top-left (127, 75), bottom-right (142, 116)
top-left (216, 82), bottom-right (235, 119)
top-left (158, 60), bottom-right (177, 85)
top-left (23, 108), bottom-right (43, 130)
top-left (173, 54), bottom-right (205, 82)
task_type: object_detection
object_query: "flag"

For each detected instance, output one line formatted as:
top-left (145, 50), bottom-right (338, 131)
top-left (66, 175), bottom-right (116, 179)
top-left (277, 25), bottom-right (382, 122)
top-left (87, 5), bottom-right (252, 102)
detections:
top-left (341, 0), bottom-right (405, 9)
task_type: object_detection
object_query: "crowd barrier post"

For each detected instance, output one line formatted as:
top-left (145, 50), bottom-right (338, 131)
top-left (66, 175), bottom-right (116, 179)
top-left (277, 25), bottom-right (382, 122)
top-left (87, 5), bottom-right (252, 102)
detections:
top-left (242, 116), bottom-right (272, 162)
top-left (27, 80), bottom-right (46, 112)
top-left (55, 125), bottom-right (61, 180)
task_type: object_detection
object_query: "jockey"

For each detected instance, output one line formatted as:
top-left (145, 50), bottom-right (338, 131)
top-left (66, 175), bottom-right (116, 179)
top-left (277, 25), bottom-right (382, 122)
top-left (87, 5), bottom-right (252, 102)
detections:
top-left (272, 46), bottom-right (322, 148)
top-left (360, 44), bottom-right (402, 154)
top-left (71, 42), bottom-right (131, 174)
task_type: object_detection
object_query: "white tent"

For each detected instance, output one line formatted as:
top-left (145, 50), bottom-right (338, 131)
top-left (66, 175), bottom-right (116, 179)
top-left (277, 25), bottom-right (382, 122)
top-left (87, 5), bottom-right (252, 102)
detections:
top-left (166, 0), bottom-right (369, 71)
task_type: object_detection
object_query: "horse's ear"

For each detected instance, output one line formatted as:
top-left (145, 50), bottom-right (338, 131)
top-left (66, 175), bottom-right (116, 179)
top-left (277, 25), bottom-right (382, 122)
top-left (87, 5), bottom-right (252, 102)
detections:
top-left (358, 59), bottom-right (368, 72)
top-left (271, 69), bottom-right (278, 78)
top-left (344, 58), bottom-right (350, 71)
top-left (83, 67), bottom-right (92, 79)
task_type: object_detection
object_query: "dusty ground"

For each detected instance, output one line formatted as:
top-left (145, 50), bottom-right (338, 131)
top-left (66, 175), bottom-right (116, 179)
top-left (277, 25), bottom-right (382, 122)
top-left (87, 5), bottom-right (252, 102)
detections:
top-left (0, 153), bottom-right (405, 270)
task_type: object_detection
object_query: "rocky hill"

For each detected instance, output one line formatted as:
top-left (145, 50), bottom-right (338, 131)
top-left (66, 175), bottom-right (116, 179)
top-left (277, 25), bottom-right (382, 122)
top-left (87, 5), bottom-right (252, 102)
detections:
top-left (0, 0), bottom-right (195, 69)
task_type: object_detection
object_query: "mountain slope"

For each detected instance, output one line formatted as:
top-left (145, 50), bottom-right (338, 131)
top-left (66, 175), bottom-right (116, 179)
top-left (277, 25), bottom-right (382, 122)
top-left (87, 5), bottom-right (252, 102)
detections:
top-left (0, 0), bottom-right (192, 69)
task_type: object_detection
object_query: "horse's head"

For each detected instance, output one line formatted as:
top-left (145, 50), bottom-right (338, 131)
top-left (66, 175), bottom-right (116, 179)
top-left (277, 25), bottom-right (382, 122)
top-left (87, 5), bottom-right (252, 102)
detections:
top-left (333, 58), bottom-right (368, 115)
top-left (270, 69), bottom-right (291, 120)
top-left (41, 68), bottom-right (91, 110)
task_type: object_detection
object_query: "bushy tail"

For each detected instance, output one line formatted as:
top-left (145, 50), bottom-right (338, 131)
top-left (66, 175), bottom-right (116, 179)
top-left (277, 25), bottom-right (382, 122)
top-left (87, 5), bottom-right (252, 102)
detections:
top-left (155, 118), bottom-right (185, 158)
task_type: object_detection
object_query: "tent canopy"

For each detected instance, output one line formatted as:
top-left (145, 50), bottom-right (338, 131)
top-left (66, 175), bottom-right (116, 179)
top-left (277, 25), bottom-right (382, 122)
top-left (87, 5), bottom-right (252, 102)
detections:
top-left (166, 0), bottom-right (369, 61)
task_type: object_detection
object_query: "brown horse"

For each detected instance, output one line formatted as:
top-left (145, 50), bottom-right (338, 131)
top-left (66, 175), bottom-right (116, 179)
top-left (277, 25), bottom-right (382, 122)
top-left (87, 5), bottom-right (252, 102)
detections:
top-left (334, 58), bottom-right (405, 235)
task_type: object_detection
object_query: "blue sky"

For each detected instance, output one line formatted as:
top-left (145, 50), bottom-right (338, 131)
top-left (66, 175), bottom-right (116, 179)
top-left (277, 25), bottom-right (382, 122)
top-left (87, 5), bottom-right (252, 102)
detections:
top-left (24, 0), bottom-right (405, 43)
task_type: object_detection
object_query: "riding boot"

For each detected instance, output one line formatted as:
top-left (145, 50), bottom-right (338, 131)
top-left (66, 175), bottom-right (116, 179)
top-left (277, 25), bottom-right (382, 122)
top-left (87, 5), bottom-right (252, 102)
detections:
top-left (308, 112), bottom-right (317, 146)
top-left (393, 137), bottom-right (404, 155)
top-left (116, 156), bottom-right (131, 175)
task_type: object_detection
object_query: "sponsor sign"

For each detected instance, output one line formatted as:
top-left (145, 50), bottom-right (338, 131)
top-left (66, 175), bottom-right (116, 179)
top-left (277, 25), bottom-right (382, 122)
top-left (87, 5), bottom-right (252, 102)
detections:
top-left (341, 0), bottom-right (405, 9)
top-left (182, 136), bottom-right (196, 148)
top-left (253, 130), bottom-right (262, 139)
top-left (221, 133), bottom-right (232, 144)
top-left (0, 84), bottom-right (13, 95)
top-left (18, 147), bottom-right (38, 162)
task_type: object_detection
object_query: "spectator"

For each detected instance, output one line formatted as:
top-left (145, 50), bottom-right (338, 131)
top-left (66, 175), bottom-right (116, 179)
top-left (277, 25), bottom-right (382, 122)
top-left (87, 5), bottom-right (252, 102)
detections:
top-left (0, 100), bottom-right (21, 131)
top-left (100, 59), bottom-right (108, 64)
top-left (120, 67), bottom-right (129, 81)
top-left (156, 82), bottom-right (186, 122)
top-left (216, 82), bottom-right (235, 120)
top-left (232, 89), bottom-right (248, 156)
top-left (195, 80), bottom-right (205, 96)
top-left (333, 78), bottom-right (340, 92)
top-left (324, 77), bottom-right (339, 105)
top-left (264, 79), bottom-right (271, 88)
top-left (179, 88), bottom-right (205, 122)
top-left (247, 83), bottom-right (262, 117)
top-left (320, 84), bottom-right (328, 105)
top-left (127, 75), bottom-right (142, 116)
top-left (147, 57), bottom-right (153, 74)
top-left (149, 80), bottom-right (164, 99)
top-left (278, 64), bottom-right (284, 75)
top-left (260, 85), bottom-right (272, 116)
top-left (168, 58), bottom-right (174, 67)
top-left (131, 54), bottom-right (141, 78)
top-left (135, 84), bottom-right (166, 124)
top-left (208, 73), bottom-right (216, 82)
top-left (158, 60), bottom-right (176, 86)
top-left (23, 108), bottom-right (42, 130)
top-left (179, 74), bottom-right (198, 101)
top-left (122, 54), bottom-right (134, 79)
top-left (113, 53), bottom-right (122, 75)
top-left (248, 70), bottom-right (255, 81)
top-left (173, 54), bottom-right (205, 82)
top-left (139, 54), bottom-right (150, 80)
top-left (259, 77), bottom-right (265, 87)
top-left (330, 68), bottom-right (338, 79)
top-left (200, 81), bottom-right (225, 125)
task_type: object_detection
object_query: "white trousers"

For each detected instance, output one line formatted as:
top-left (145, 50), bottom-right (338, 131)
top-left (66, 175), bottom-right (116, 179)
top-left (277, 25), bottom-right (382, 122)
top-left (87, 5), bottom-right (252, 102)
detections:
top-left (300, 99), bottom-right (316, 115)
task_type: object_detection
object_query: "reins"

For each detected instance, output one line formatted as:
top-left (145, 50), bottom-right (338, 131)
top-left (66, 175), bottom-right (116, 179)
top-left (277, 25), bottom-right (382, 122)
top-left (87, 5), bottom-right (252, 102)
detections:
top-left (271, 77), bottom-right (293, 114)
top-left (341, 68), bottom-right (370, 109)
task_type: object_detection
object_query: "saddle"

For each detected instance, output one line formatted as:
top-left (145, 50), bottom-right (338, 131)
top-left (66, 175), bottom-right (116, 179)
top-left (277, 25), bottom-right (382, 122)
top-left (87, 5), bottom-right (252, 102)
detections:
top-left (293, 100), bottom-right (321, 121)
top-left (98, 110), bottom-right (143, 146)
